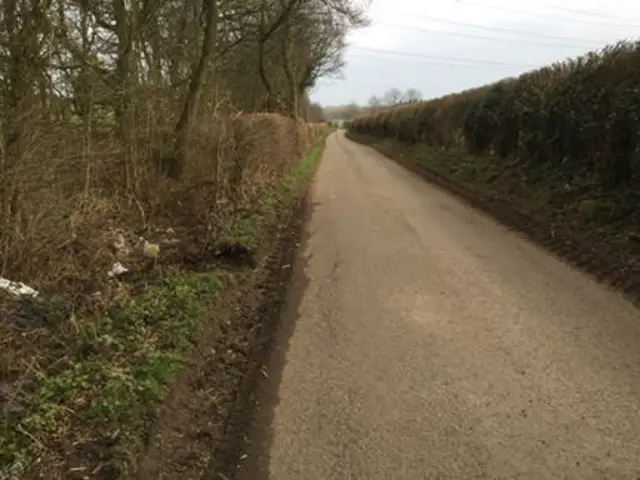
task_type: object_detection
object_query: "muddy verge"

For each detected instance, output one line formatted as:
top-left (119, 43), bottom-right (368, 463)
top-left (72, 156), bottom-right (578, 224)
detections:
top-left (134, 195), bottom-right (310, 480)
top-left (347, 133), bottom-right (640, 308)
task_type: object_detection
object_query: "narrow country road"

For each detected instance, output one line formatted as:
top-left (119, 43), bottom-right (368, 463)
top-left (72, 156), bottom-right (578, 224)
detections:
top-left (236, 132), bottom-right (640, 479)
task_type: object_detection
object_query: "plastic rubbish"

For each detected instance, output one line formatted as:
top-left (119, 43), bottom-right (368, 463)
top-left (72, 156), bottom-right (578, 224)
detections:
top-left (107, 262), bottom-right (129, 278)
top-left (0, 278), bottom-right (39, 297)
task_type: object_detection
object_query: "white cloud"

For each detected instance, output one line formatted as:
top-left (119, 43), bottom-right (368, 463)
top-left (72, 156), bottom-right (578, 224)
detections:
top-left (312, 0), bottom-right (640, 105)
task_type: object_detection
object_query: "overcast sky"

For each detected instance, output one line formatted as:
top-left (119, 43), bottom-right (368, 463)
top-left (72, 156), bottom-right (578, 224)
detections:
top-left (310, 0), bottom-right (640, 106)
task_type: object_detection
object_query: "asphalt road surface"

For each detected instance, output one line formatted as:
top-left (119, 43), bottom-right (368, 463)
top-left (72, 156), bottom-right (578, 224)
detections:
top-left (236, 132), bottom-right (640, 479)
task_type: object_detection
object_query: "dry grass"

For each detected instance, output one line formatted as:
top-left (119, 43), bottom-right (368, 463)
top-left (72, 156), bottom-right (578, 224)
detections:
top-left (1, 111), bottom-right (311, 287)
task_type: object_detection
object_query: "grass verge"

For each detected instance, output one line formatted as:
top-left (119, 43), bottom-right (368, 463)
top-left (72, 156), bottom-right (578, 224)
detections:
top-left (0, 133), bottom-right (328, 480)
top-left (135, 131), bottom-right (328, 479)
top-left (222, 137), bottom-right (325, 250)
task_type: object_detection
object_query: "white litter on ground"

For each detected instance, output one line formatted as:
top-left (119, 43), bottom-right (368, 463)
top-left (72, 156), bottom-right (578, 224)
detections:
top-left (108, 262), bottom-right (129, 278)
top-left (0, 278), bottom-right (39, 297)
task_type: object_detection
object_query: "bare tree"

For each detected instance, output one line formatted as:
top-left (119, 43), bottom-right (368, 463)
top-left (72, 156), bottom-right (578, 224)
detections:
top-left (0, 0), bottom-right (371, 213)
top-left (403, 87), bottom-right (422, 103)
top-left (367, 94), bottom-right (381, 113)
top-left (382, 87), bottom-right (403, 106)
top-left (1, 0), bottom-right (54, 227)
top-left (169, 0), bottom-right (219, 178)
top-left (252, 0), bottom-right (368, 115)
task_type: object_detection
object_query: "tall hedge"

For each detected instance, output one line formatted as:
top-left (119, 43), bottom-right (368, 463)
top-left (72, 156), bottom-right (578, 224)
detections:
top-left (349, 41), bottom-right (640, 187)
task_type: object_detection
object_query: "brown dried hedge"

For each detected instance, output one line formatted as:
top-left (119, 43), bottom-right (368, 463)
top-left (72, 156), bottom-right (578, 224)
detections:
top-left (0, 112), bottom-right (313, 294)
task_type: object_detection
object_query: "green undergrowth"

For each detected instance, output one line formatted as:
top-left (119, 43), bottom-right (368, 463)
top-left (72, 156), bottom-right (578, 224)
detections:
top-left (0, 134), bottom-right (327, 479)
top-left (222, 136), bottom-right (326, 248)
top-left (1, 272), bottom-right (227, 478)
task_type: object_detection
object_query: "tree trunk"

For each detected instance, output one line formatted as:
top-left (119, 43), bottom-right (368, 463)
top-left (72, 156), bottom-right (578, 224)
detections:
top-left (170, 0), bottom-right (218, 179)
top-left (258, 39), bottom-right (276, 111)
top-left (2, 0), bottom-right (30, 224)
top-left (113, 0), bottom-right (135, 147)
top-left (281, 21), bottom-right (298, 118)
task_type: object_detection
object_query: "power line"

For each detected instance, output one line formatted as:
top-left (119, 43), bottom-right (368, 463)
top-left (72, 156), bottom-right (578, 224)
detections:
top-left (347, 45), bottom-right (540, 68)
top-left (534, 2), bottom-right (640, 22)
top-left (459, 0), bottom-right (640, 28)
top-left (348, 53), bottom-right (514, 69)
top-left (378, 22), bottom-right (598, 49)
top-left (394, 13), bottom-right (611, 45)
